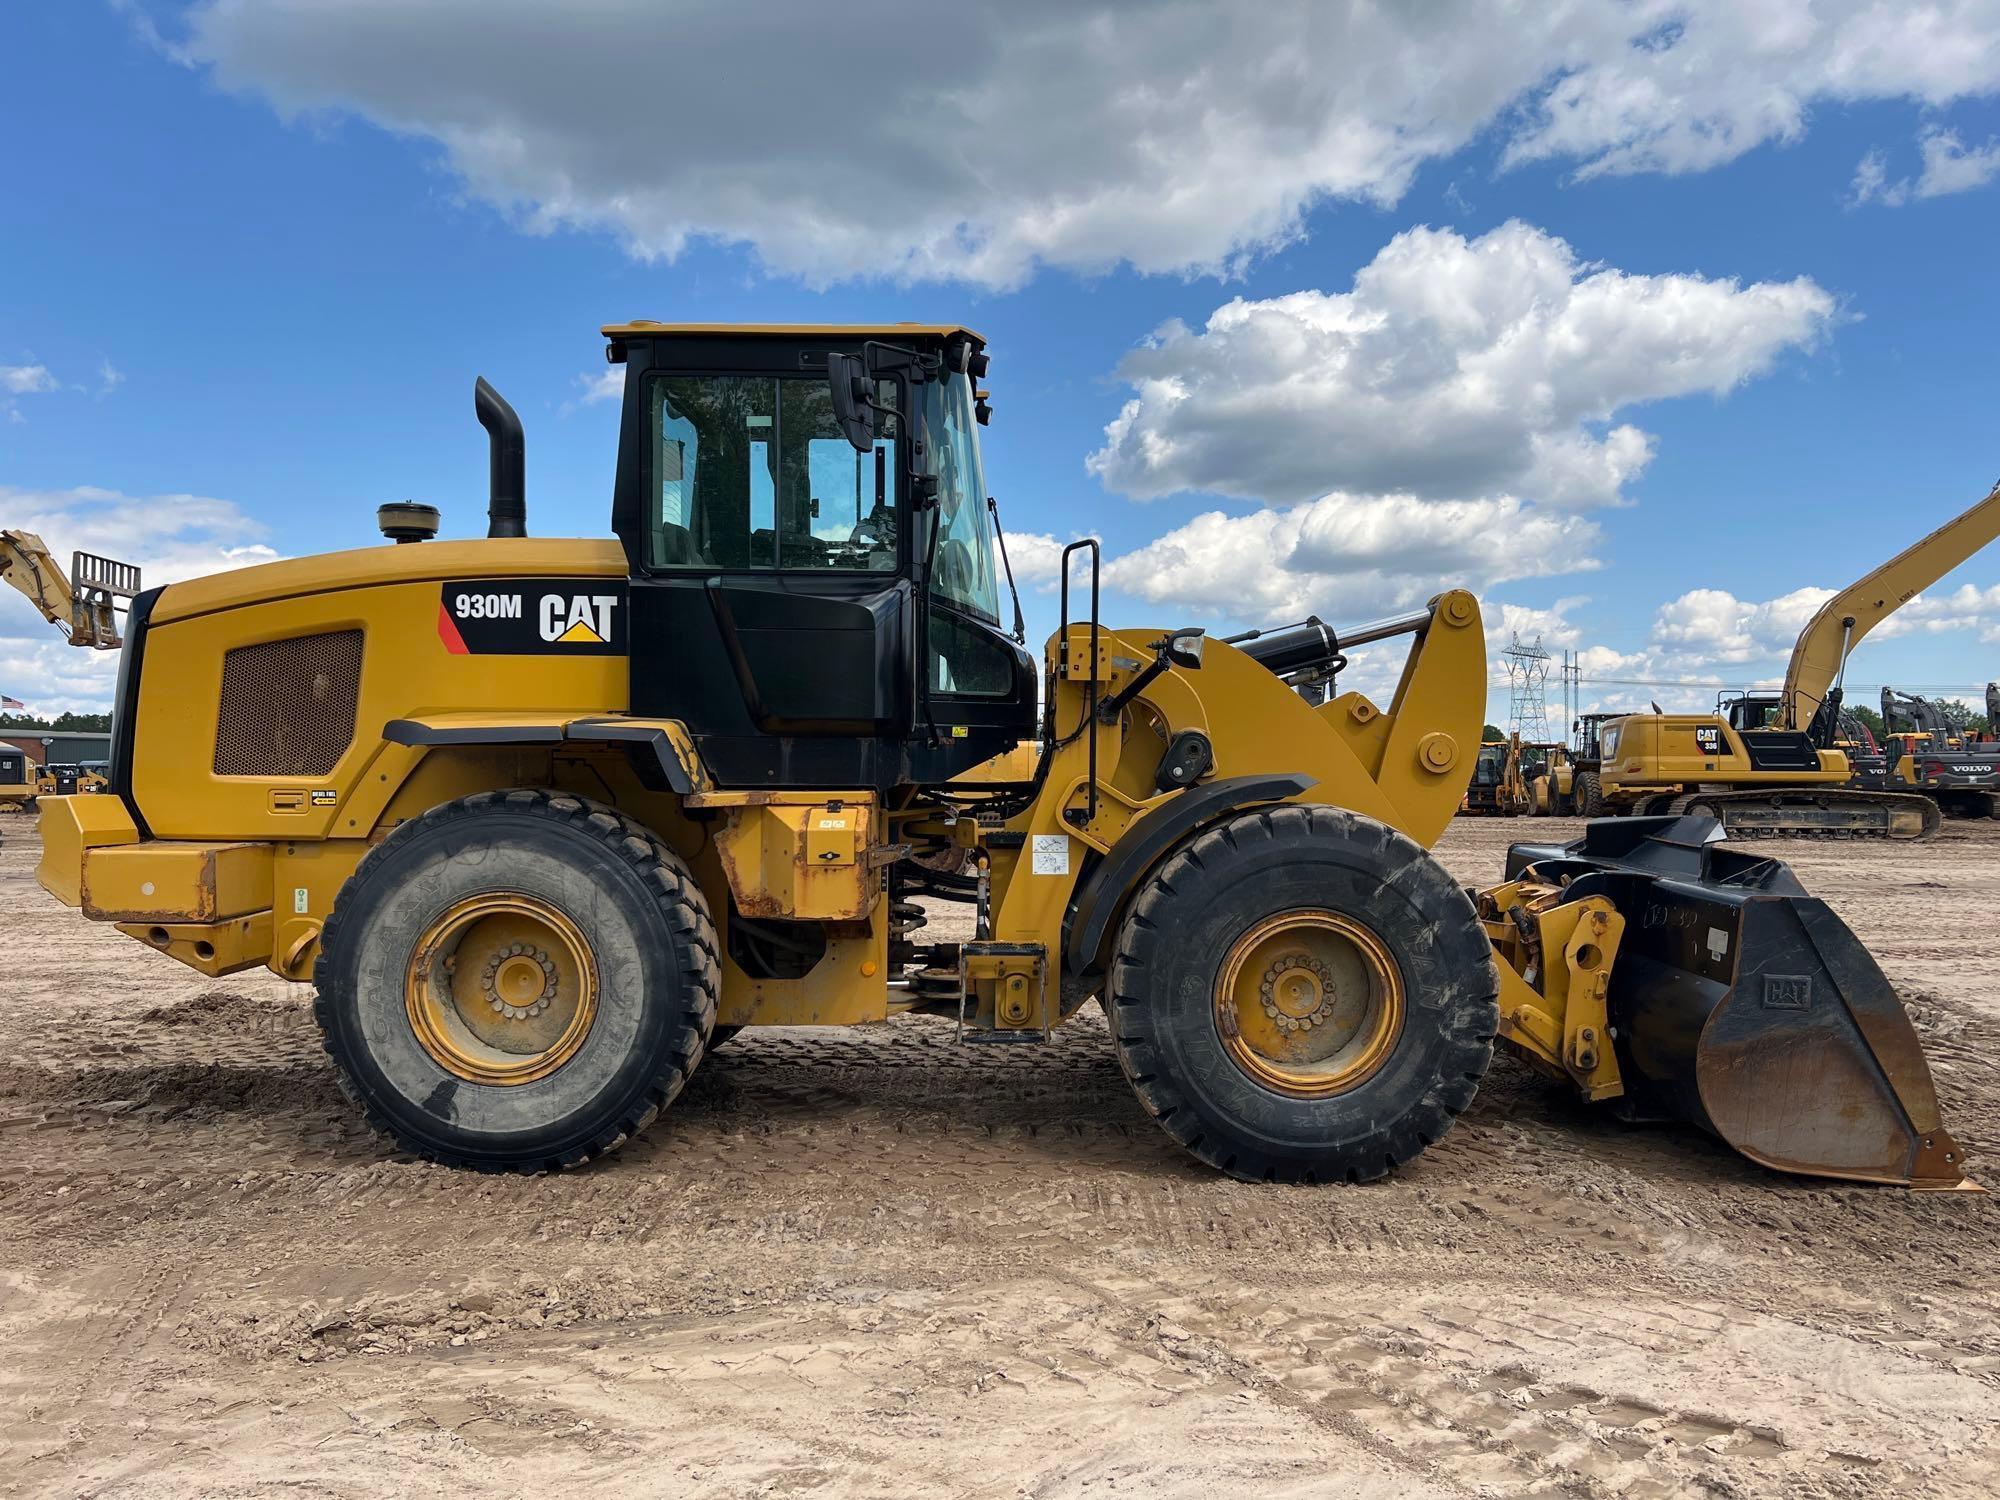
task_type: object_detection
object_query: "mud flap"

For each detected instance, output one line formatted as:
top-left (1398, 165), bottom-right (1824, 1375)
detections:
top-left (1504, 817), bottom-right (1972, 1189)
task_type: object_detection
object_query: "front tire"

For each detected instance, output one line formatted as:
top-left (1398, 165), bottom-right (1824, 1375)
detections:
top-left (1574, 771), bottom-right (1604, 817)
top-left (314, 790), bottom-right (718, 1171)
top-left (1108, 805), bottom-right (1497, 1183)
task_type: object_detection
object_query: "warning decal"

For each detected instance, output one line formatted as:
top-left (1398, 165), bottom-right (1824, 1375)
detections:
top-left (438, 580), bottom-right (629, 656)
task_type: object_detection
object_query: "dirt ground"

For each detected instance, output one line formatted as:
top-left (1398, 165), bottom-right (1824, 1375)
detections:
top-left (1, 815), bottom-right (1996, 1499)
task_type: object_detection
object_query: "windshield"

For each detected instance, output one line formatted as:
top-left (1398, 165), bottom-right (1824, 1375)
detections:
top-left (921, 372), bottom-right (1001, 622)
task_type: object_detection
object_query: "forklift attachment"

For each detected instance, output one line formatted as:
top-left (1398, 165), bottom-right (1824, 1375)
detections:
top-left (1503, 817), bottom-right (1972, 1189)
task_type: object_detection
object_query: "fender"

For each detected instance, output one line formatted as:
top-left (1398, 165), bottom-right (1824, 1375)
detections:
top-left (1063, 772), bottom-right (1315, 976)
top-left (383, 714), bottom-right (701, 794)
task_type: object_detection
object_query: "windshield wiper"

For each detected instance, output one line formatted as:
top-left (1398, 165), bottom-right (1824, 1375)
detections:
top-left (987, 495), bottom-right (1027, 643)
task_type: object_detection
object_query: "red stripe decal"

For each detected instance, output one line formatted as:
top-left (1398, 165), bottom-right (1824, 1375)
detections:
top-left (437, 602), bottom-right (469, 655)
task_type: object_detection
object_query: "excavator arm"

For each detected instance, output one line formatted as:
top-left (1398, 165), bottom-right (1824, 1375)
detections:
top-left (1782, 481), bottom-right (2000, 737)
top-left (0, 530), bottom-right (140, 649)
top-left (1882, 687), bottom-right (1954, 745)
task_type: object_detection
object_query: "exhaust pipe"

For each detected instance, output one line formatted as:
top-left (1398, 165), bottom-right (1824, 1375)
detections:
top-left (474, 376), bottom-right (526, 538)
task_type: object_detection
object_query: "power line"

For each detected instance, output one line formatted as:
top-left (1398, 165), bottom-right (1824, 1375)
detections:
top-left (1579, 675), bottom-right (1987, 693)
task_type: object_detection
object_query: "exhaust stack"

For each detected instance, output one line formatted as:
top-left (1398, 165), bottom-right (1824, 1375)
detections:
top-left (474, 376), bottom-right (526, 538)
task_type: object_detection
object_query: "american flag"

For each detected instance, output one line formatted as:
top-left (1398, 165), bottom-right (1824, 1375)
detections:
top-left (1, 695), bottom-right (23, 710)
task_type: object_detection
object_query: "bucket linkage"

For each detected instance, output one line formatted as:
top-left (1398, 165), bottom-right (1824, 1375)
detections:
top-left (1482, 816), bottom-right (1972, 1189)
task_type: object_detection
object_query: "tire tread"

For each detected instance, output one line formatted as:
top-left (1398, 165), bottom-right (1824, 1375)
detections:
top-left (312, 788), bottom-right (718, 1173)
top-left (1108, 803), bottom-right (1497, 1184)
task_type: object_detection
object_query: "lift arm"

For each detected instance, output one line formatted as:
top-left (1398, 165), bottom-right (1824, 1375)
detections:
top-left (0, 530), bottom-right (140, 649)
top-left (1781, 481), bottom-right (2000, 736)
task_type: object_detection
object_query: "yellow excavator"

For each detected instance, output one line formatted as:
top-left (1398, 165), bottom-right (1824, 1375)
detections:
top-left (1596, 482), bottom-right (2000, 838)
top-left (26, 324), bottom-right (1970, 1188)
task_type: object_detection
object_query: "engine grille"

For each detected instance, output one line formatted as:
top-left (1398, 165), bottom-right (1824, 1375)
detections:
top-left (213, 629), bottom-right (364, 778)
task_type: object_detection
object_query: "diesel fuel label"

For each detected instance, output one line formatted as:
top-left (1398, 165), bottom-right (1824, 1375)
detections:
top-left (437, 580), bottom-right (629, 656)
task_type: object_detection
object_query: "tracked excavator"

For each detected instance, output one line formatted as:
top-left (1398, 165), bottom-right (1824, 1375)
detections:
top-left (1598, 482), bottom-right (2000, 838)
top-left (28, 324), bottom-right (1970, 1188)
top-left (1878, 687), bottom-right (2000, 818)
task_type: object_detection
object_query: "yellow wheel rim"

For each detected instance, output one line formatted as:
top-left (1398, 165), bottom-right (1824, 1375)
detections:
top-left (405, 893), bottom-right (598, 1086)
top-left (1214, 910), bottom-right (1405, 1097)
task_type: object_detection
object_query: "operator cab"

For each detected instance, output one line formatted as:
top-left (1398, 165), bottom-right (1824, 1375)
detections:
top-left (603, 323), bottom-right (1036, 792)
top-left (1572, 712), bottom-right (1611, 758)
top-left (1721, 692), bottom-right (1780, 732)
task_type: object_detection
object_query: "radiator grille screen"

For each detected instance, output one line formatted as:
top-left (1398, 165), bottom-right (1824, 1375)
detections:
top-left (213, 629), bottom-right (363, 777)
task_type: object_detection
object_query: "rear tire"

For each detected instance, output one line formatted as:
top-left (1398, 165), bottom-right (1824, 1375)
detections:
top-left (1108, 805), bottom-right (1497, 1183)
top-left (1575, 772), bottom-right (1604, 817)
top-left (314, 790), bottom-right (718, 1171)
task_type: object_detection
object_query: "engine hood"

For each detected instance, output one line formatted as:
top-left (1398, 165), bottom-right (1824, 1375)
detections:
top-left (148, 538), bottom-right (626, 626)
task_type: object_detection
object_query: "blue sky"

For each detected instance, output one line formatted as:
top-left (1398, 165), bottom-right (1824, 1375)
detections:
top-left (5, 1), bottom-right (2000, 725)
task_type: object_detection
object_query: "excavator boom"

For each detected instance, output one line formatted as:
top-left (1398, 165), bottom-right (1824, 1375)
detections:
top-left (1782, 481), bottom-right (2000, 733)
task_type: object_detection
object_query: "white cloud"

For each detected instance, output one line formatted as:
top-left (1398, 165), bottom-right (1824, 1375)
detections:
top-left (98, 359), bottom-right (125, 396)
top-left (2, 365), bottom-right (57, 395)
top-left (1650, 584), bottom-right (1836, 663)
top-left (1507, 1), bottom-right (2000, 180)
top-left (0, 634), bottom-right (123, 720)
top-left (1853, 124), bottom-right (2000, 205)
top-left (1102, 493), bottom-right (1601, 627)
top-left (1087, 222), bottom-right (1836, 509)
top-left (995, 531), bottom-right (1069, 590)
top-left (1487, 597), bottom-right (1590, 654)
top-left (174, 1), bottom-right (2000, 289)
top-left (559, 366), bottom-right (623, 415)
top-left (0, 485), bottom-right (279, 712)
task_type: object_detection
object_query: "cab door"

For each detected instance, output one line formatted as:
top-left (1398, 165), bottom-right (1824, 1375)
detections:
top-left (619, 358), bottom-right (917, 784)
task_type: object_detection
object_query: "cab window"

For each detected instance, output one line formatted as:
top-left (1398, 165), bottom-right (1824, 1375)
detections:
top-left (648, 374), bottom-right (898, 571)
top-left (920, 373), bottom-right (1001, 622)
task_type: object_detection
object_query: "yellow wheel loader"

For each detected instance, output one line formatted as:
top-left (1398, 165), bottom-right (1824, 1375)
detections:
top-left (1595, 483), bottom-right (2000, 839)
top-left (1525, 743), bottom-right (1575, 816)
top-left (32, 324), bottom-right (1969, 1188)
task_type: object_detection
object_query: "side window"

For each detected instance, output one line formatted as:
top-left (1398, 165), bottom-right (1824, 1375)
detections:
top-left (779, 379), bottom-right (899, 571)
top-left (928, 606), bottom-right (1015, 698)
top-left (650, 375), bottom-right (776, 569)
top-left (649, 373), bottom-right (896, 571)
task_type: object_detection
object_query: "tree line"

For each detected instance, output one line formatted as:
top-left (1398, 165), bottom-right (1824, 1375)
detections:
top-left (0, 711), bottom-right (112, 732)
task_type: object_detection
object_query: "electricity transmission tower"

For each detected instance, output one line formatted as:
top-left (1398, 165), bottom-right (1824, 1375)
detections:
top-left (1504, 632), bottom-right (1552, 743)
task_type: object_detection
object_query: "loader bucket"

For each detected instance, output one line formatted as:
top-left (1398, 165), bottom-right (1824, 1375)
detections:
top-left (1505, 817), bottom-right (1972, 1189)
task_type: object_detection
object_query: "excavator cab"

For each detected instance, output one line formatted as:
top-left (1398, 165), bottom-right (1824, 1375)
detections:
top-left (1721, 692), bottom-right (1779, 732)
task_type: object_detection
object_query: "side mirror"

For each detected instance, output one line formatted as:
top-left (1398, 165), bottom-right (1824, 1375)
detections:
top-left (828, 352), bottom-right (874, 452)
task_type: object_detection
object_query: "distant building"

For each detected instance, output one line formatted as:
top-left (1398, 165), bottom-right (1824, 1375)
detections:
top-left (2, 730), bottom-right (112, 765)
